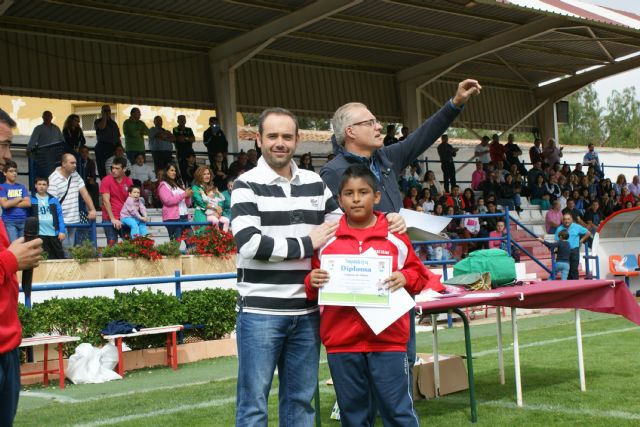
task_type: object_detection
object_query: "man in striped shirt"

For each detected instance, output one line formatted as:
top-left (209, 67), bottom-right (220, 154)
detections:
top-left (231, 108), bottom-right (341, 426)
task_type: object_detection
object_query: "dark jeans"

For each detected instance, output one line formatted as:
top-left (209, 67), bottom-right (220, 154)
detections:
top-left (41, 235), bottom-right (65, 260)
top-left (165, 215), bottom-right (190, 241)
top-left (0, 348), bottom-right (20, 427)
top-left (328, 352), bottom-right (419, 427)
top-left (441, 161), bottom-right (456, 193)
top-left (94, 141), bottom-right (115, 178)
top-left (569, 247), bottom-right (580, 280)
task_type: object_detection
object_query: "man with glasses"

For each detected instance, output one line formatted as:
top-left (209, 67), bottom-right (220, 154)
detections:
top-left (94, 104), bottom-right (121, 178)
top-left (320, 78), bottom-right (481, 386)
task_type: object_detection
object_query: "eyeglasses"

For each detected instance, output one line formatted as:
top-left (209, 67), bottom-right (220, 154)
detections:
top-left (348, 118), bottom-right (380, 128)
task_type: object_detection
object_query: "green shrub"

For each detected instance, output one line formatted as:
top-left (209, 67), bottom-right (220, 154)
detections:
top-left (69, 240), bottom-right (99, 264)
top-left (18, 303), bottom-right (34, 338)
top-left (156, 240), bottom-right (182, 258)
top-left (182, 288), bottom-right (238, 340)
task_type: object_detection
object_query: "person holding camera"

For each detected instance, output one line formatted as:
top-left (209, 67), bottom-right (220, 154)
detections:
top-left (437, 133), bottom-right (458, 193)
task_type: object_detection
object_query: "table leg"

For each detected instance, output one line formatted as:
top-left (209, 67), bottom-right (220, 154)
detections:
top-left (116, 338), bottom-right (124, 377)
top-left (496, 307), bottom-right (505, 385)
top-left (431, 314), bottom-right (440, 398)
top-left (511, 308), bottom-right (523, 407)
top-left (452, 308), bottom-right (477, 423)
top-left (43, 344), bottom-right (49, 386)
top-left (166, 333), bottom-right (171, 368)
top-left (575, 310), bottom-right (586, 391)
top-left (171, 331), bottom-right (178, 371)
top-left (58, 343), bottom-right (65, 390)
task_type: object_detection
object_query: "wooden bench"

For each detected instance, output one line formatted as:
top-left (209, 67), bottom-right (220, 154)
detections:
top-left (103, 325), bottom-right (184, 377)
top-left (20, 335), bottom-right (81, 389)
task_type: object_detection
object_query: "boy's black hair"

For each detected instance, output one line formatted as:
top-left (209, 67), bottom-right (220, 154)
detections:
top-left (338, 164), bottom-right (378, 194)
top-left (3, 160), bottom-right (17, 172)
top-left (128, 184), bottom-right (141, 193)
top-left (558, 230), bottom-right (569, 240)
top-left (34, 176), bottom-right (49, 184)
top-left (112, 157), bottom-right (127, 169)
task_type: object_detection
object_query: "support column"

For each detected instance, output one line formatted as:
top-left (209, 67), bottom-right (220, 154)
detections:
top-left (209, 57), bottom-right (239, 154)
top-left (536, 101), bottom-right (558, 144)
top-left (398, 78), bottom-right (422, 131)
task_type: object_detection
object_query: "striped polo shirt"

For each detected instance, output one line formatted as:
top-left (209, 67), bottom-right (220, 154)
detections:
top-left (231, 156), bottom-right (342, 315)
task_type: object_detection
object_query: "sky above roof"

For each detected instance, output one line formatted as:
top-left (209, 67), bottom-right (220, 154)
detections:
top-left (580, 0), bottom-right (640, 103)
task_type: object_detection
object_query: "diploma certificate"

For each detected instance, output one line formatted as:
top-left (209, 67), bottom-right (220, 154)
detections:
top-left (318, 254), bottom-right (392, 307)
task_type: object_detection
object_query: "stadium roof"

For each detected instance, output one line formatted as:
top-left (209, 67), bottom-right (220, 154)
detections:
top-left (2, 0), bottom-right (640, 145)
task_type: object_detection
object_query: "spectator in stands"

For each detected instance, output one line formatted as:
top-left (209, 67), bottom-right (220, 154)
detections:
top-left (613, 174), bottom-right (627, 197)
top-left (528, 138), bottom-right (542, 164)
top-left (421, 191), bottom-right (435, 213)
top-left (461, 206), bottom-right (481, 257)
top-left (403, 186), bottom-right (420, 210)
top-left (628, 175), bottom-right (640, 198)
top-left (618, 186), bottom-right (634, 208)
top-left (530, 174), bottom-right (551, 210)
top-left (173, 115), bottom-right (196, 180)
top-left (220, 178), bottom-right (233, 219)
top-left (105, 145), bottom-right (130, 175)
top-left (422, 170), bottom-right (444, 199)
top-left (583, 143), bottom-right (602, 178)
top-left (445, 185), bottom-right (465, 211)
top-left (29, 177), bottom-right (65, 260)
top-left (437, 134), bottom-right (457, 193)
top-left (0, 109), bottom-right (16, 185)
top-left (27, 110), bottom-right (65, 180)
top-left (527, 160), bottom-right (545, 192)
top-left (560, 163), bottom-right (571, 177)
top-left (600, 192), bottom-right (614, 218)
top-left (399, 126), bottom-right (409, 141)
top-left (130, 153), bottom-right (157, 206)
top-left (563, 198), bottom-right (582, 222)
top-left (157, 162), bottom-right (193, 241)
top-left (203, 116), bottom-right (228, 167)
top-left (542, 138), bottom-right (562, 167)
top-left (62, 114), bottom-right (86, 156)
top-left (545, 200), bottom-right (563, 234)
top-left (494, 160), bottom-right (508, 183)
top-left (149, 115), bottom-right (175, 172)
top-left (100, 158), bottom-right (133, 244)
top-left (582, 200), bottom-right (602, 227)
top-left (0, 161), bottom-right (31, 240)
top-left (48, 153), bottom-right (97, 249)
top-left (183, 153), bottom-right (198, 187)
top-left (246, 149), bottom-right (258, 170)
top-left (120, 185), bottom-right (149, 238)
top-left (504, 133), bottom-right (526, 175)
top-left (489, 133), bottom-right (505, 164)
top-left (545, 175), bottom-right (562, 201)
top-left (122, 107), bottom-right (149, 165)
top-left (555, 213), bottom-right (590, 280)
top-left (479, 171), bottom-right (501, 201)
top-left (475, 135), bottom-right (491, 171)
top-left (488, 220), bottom-right (506, 249)
top-left (210, 151), bottom-right (229, 191)
top-left (94, 105), bottom-right (120, 178)
top-left (192, 166), bottom-right (227, 231)
top-left (228, 151), bottom-right (250, 179)
top-left (383, 124), bottom-right (397, 146)
top-left (477, 201), bottom-right (501, 248)
top-left (299, 152), bottom-right (315, 171)
top-left (558, 189), bottom-right (569, 210)
top-left (471, 161), bottom-right (485, 191)
top-left (78, 145), bottom-right (99, 209)
top-left (477, 196), bottom-right (487, 214)
top-left (498, 173), bottom-right (521, 212)
top-left (400, 165), bottom-right (421, 194)
top-left (461, 188), bottom-right (475, 213)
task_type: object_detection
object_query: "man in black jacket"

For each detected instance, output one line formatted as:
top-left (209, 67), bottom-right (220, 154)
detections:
top-left (437, 134), bottom-right (458, 193)
top-left (203, 116), bottom-right (228, 167)
top-left (320, 79), bottom-right (481, 370)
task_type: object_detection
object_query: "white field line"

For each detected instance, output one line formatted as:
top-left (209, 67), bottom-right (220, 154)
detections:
top-left (473, 326), bottom-right (639, 357)
top-left (20, 390), bottom-right (81, 403)
top-left (443, 396), bottom-right (640, 421)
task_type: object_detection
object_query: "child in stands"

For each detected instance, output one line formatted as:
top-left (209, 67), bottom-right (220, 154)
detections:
top-left (120, 185), bottom-right (149, 237)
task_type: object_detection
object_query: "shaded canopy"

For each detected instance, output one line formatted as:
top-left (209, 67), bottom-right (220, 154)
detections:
top-left (596, 207), bottom-right (640, 239)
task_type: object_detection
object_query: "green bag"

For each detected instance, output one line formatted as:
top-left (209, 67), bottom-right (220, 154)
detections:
top-left (453, 249), bottom-right (516, 287)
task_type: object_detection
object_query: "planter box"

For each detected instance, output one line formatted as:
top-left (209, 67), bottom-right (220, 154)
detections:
top-left (181, 255), bottom-right (236, 275)
top-left (21, 259), bottom-right (108, 283)
top-left (108, 257), bottom-right (182, 279)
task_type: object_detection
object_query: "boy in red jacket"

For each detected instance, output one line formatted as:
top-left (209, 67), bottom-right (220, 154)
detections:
top-left (306, 164), bottom-right (443, 426)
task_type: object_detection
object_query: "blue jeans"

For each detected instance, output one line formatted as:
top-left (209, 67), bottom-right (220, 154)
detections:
top-left (327, 352), bottom-right (419, 427)
top-left (121, 217), bottom-right (148, 237)
top-left (235, 310), bottom-right (320, 427)
top-left (556, 261), bottom-right (570, 280)
top-left (0, 348), bottom-right (20, 427)
top-left (3, 219), bottom-right (25, 242)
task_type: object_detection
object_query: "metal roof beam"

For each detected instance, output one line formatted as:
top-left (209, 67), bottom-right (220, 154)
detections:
top-left (535, 54), bottom-right (640, 101)
top-left (210, 0), bottom-right (362, 67)
top-left (397, 16), bottom-right (565, 82)
top-left (0, 0), bottom-right (13, 15)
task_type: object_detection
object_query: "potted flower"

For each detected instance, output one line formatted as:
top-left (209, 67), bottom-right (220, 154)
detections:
top-left (179, 226), bottom-right (237, 275)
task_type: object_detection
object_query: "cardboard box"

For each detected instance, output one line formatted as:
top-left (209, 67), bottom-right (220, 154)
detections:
top-left (412, 353), bottom-right (469, 400)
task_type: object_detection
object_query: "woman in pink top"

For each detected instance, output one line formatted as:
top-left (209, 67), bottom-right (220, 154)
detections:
top-left (157, 162), bottom-right (193, 241)
top-left (471, 161), bottom-right (486, 190)
top-left (545, 200), bottom-right (562, 234)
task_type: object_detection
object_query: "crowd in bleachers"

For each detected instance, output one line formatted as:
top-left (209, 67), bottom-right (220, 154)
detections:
top-left (2, 105), bottom-right (640, 263)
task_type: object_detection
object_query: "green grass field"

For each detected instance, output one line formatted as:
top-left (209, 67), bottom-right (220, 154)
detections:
top-left (14, 310), bottom-right (640, 426)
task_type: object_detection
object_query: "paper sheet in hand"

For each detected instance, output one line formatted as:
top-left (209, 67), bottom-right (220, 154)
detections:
top-left (356, 288), bottom-right (416, 335)
top-left (400, 208), bottom-right (451, 241)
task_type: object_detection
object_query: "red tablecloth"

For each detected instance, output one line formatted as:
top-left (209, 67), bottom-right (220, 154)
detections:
top-left (417, 280), bottom-right (640, 326)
